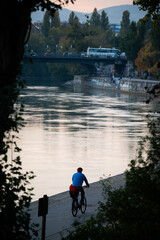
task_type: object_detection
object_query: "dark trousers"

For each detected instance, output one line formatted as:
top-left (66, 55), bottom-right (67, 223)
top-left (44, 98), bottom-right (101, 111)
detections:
top-left (77, 187), bottom-right (85, 202)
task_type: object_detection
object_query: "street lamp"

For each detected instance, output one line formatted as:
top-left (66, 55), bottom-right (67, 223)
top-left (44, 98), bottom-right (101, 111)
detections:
top-left (56, 44), bottom-right (58, 55)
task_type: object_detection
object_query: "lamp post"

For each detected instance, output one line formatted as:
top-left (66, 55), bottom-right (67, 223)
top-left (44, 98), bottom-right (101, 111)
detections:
top-left (56, 44), bottom-right (58, 55)
top-left (100, 46), bottom-right (102, 57)
top-left (114, 25), bottom-right (116, 48)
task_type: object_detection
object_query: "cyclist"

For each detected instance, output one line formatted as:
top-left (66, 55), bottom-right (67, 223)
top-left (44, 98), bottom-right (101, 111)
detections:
top-left (72, 167), bottom-right (89, 204)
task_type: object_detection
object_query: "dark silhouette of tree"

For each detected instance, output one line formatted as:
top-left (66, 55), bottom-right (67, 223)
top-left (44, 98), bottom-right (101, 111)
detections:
top-left (133, 0), bottom-right (160, 25)
top-left (100, 10), bottom-right (109, 31)
top-left (68, 11), bottom-right (76, 26)
top-left (0, 1), bottom-right (75, 239)
top-left (41, 10), bottom-right (51, 37)
top-left (90, 8), bottom-right (101, 28)
top-left (150, 19), bottom-right (160, 51)
top-left (120, 10), bottom-right (130, 36)
top-left (51, 10), bottom-right (61, 28)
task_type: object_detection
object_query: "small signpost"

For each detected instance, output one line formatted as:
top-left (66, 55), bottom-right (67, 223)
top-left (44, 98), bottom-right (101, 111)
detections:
top-left (38, 195), bottom-right (48, 240)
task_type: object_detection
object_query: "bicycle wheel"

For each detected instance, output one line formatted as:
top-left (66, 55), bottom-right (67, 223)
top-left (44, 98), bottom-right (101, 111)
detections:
top-left (81, 197), bottom-right (87, 214)
top-left (72, 199), bottom-right (78, 217)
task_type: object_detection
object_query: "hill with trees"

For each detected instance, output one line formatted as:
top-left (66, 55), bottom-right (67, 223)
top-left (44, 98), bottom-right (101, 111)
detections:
top-left (31, 4), bottom-right (146, 24)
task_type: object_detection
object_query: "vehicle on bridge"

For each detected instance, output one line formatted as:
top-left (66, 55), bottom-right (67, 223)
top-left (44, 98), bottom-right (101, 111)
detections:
top-left (63, 52), bottom-right (80, 57)
top-left (44, 52), bottom-right (55, 56)
top-left (87, 47), bottom-right (121, 58)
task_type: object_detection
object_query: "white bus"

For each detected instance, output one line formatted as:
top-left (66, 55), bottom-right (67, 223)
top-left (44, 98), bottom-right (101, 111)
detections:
top-left (86, 47), bottom-right (120, 58)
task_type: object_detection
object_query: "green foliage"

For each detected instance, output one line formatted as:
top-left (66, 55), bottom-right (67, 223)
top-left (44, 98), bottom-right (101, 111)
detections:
top-left (0, 76), bottom-right (38, 240)
top-left (28, 34), bottom-right (46, 53)
top-left (133, 0), bottom-right (160, 26)
top-left (28, 6), bottom-right (159, 78)
top-left (120, 10), bottom-right (130, 36)
top-left (150, 19), bottom-right (160, 51)
top-left (47, 63), bottom-right (87, 83)
top-left (0, 151), bottom-right (38, 240)
top-left (29, 8), bottom-right (115, 56)
top-left (100, 10), bottom-right (109, 31)
top-left (41, 11), bottom-right (50, 38)
top-left (47, 63), bottom-right (73, 82)
top-left (135, 42), bottom-right (160, 78)
top-left (69, 11), bottom-right (76, 26)
top-left (66, 15), bottom-right (83, 51)
top-left (51, 10), bottom-right (61, 28)
top-left (90, 8), bottom-right (101, 28)
top-left (117, 14), bottom-right (146, 63)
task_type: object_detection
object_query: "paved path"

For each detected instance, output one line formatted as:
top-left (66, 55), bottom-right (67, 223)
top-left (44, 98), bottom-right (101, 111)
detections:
top-left (30, 173), bottom-right (125, 240)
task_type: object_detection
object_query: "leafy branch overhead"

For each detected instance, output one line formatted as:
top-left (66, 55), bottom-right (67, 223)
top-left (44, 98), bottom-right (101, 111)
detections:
top-left (30, 0), bottom-right (76, 14)
top-left (133, 0), bottom-right (160, 24)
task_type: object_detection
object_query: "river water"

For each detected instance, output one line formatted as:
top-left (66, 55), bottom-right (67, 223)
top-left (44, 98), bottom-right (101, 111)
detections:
top-left (17, 85), bottom-right (150, 201)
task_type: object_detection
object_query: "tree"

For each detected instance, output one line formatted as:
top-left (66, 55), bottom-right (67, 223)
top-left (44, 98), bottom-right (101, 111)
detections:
top-left (68, 11), bottom-right (76, 26)
top-left (90, 8), bottom-right (101, 28)
top-left (135, 43), bottom-right (160, 78)
top-left (28, 34), bottom-right (46, 52)
top-left (66, 14), bottom-right (83, 51)
top-left (133, 0), bottom-right (160, 78)
top-left (120, 10), bottom-right (130, 36)
top-left (117, 17), bottom-right (146, 64)
top-left (100, 10), bottom-right (109, 31)
top-left (41, 10), bottom-right (51, 38)
top-left (0, 0), bottom-right (75, 239)
top-left (51, 10), bottom-right (61, 28)
top-left (124, 21), bottom-right (142, 62)
top-left (150, 19), bottom-right (160, 51)
top-left (133, 0), bottom-right (160, 25)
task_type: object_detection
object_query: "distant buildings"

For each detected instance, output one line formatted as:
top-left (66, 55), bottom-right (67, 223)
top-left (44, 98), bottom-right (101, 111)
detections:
top-left (31, 21), bottom-right (42, 34)
top-left (110, 24), bottom-right (121, 35)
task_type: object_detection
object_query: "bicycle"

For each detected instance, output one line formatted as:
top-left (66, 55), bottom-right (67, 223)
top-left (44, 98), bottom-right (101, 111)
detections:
top-left (72, 194), bottom-right (87, 217)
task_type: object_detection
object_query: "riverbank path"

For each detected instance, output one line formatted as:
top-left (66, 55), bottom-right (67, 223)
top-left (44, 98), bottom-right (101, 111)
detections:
top-left (30, 173), bottom-right (125, 240)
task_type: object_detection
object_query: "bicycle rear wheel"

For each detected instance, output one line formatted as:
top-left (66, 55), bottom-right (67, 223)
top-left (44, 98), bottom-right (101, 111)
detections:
top-left (81, 197), bottom-right (87, 214)
top-left (72, 199), bottom-right (78, 217)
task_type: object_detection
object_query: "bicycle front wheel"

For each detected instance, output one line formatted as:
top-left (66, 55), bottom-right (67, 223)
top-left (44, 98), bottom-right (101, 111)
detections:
top-left (81, 197), bottom-right (87, 214)
top-left (72, 199), bottom-right (78, 217)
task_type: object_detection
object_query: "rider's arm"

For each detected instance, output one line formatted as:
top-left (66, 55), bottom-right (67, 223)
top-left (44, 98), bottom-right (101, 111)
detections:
top-left (84, 175), bottom-right (89, 187)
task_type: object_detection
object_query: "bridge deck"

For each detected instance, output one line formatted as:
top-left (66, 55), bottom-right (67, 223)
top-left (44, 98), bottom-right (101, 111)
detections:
top-left (23, 55), bottom-right (127, 65)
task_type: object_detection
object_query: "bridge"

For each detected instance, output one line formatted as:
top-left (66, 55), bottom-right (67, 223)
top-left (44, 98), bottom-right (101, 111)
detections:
top-left (23, 54), bottom-right (127, 75)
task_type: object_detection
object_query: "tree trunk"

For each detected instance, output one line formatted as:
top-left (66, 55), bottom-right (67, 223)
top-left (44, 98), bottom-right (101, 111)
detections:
top-left (0, 3), bottom-right (32, 154)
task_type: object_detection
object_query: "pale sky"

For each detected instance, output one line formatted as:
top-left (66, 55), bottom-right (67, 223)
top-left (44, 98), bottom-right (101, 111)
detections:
top-left (65, 0), bottom-right (133, 13)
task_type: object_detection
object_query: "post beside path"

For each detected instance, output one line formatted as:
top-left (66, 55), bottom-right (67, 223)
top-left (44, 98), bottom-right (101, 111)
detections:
top-left (38, 194), bottom-right (49, 240)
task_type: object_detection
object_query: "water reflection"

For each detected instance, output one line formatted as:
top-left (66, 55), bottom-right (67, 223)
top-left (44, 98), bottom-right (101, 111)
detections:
top-left (18, 86), bottom-right (150, 201)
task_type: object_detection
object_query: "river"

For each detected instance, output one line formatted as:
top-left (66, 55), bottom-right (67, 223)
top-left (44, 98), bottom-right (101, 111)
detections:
top-left (17, 85), bottom-right (150, 201)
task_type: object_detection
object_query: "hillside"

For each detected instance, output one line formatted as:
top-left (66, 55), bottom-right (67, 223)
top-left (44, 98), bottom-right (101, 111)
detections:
top-left (98, 5), bottom-right (146, 24)
top-left (31, 4), bottom-right (146, 24)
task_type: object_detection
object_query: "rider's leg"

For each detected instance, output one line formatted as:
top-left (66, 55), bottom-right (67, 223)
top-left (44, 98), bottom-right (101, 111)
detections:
top-left (77, 187), bottom-right (84, 203)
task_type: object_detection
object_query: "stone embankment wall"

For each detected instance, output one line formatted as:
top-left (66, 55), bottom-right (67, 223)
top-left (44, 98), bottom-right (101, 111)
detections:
top-left (73, 75), bottom-right (160, 95)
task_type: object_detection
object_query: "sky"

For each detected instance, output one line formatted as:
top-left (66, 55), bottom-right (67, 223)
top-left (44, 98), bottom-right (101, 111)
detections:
top-left (65, 0), bottom-right (134, 13)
